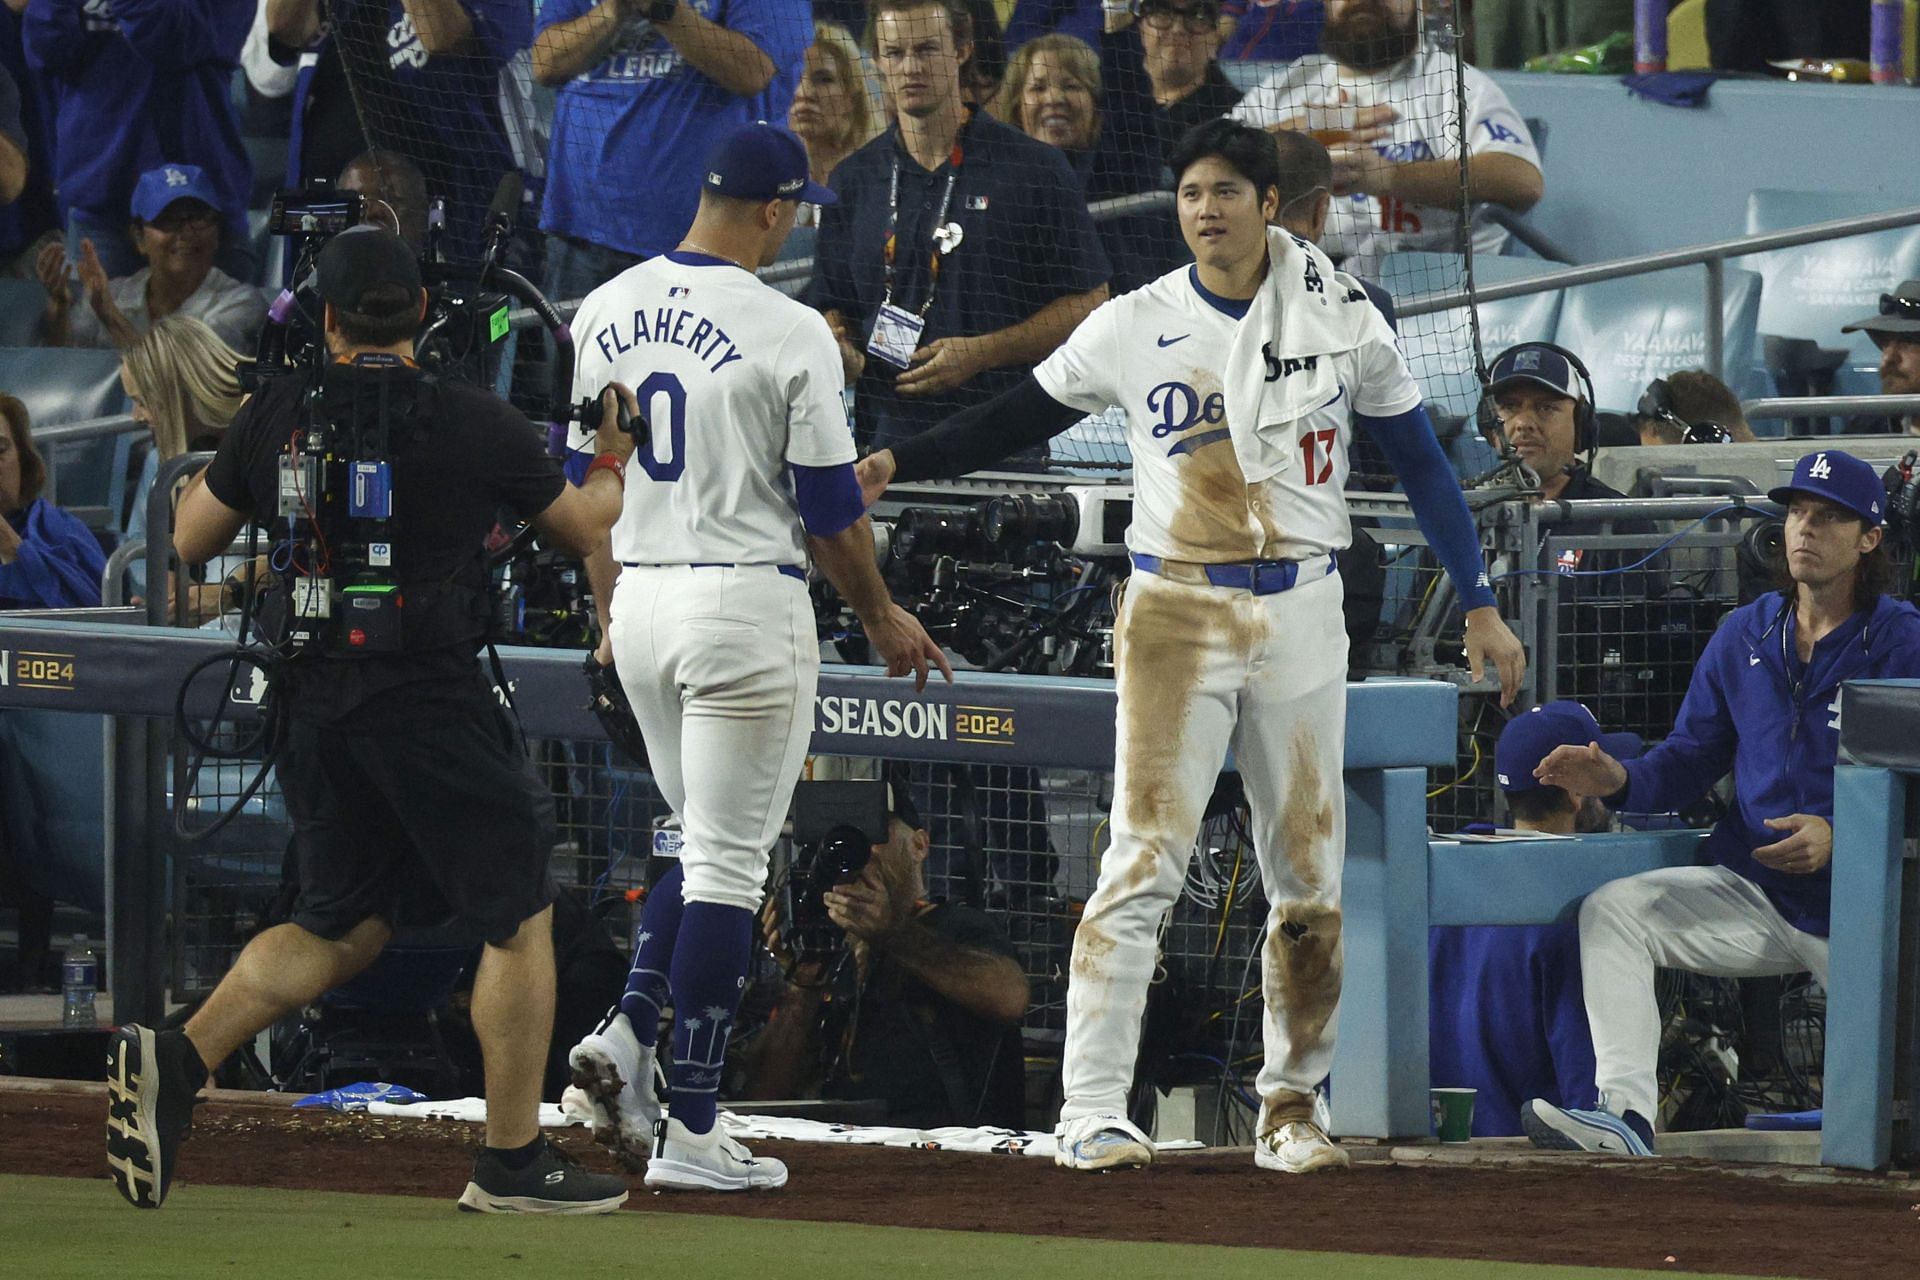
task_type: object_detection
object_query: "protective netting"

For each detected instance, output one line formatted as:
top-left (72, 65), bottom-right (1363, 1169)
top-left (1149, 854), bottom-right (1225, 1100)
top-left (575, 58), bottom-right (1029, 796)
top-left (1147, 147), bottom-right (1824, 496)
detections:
top-left (307, 0), bottom-right (1518, 466)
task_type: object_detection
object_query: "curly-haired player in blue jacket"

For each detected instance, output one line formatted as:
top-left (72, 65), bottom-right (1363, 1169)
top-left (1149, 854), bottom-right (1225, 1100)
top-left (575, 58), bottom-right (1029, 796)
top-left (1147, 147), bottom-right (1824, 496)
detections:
top-left (1522, 448), bottom-right (1920, 1155)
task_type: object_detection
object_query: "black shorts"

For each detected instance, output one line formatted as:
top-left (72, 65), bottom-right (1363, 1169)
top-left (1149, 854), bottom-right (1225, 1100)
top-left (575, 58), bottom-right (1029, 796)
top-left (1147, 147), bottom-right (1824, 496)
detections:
top-left (277, 678), bottom-right (558, 947)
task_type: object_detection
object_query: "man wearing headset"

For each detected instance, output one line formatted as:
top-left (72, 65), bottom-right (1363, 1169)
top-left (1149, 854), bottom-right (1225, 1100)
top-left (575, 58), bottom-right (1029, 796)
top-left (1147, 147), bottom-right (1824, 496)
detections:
top-left (1482, 342), bottom-right (1625, 507)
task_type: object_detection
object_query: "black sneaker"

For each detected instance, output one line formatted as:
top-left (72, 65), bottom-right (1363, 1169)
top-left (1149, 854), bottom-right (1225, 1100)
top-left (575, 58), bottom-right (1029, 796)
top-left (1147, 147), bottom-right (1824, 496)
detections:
top-left (106, 1025), bottom-right (205, 1209)
top-left (457, 1138), bottom-right (630, 1214)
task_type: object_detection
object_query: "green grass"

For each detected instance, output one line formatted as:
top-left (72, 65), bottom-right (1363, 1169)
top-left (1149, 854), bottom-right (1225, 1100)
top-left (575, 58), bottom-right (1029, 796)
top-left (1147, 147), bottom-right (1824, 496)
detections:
top-left (0, 1173), bottom-right (1764, 1280)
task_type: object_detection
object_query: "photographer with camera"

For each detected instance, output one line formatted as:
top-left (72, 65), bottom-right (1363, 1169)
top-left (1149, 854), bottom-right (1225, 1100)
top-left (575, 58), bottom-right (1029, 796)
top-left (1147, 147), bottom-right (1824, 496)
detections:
top-left (742, 777), bottom-right (1029, 1131)
top-left (103, 225), bottom-right (634, 1215)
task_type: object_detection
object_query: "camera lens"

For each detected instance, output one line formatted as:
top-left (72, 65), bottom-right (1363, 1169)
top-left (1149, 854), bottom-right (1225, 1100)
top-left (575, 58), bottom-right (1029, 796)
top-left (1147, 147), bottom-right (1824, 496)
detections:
top-left (892, 506), bottom-right (983, 560)
top-left (983, 493), bottom-right (1078, 548)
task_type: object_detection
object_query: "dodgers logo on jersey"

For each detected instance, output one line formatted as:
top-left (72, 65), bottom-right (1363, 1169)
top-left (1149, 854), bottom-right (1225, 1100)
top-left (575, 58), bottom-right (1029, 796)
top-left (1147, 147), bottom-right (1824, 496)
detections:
top-left (1145, 380), bottom-right (1224, 439)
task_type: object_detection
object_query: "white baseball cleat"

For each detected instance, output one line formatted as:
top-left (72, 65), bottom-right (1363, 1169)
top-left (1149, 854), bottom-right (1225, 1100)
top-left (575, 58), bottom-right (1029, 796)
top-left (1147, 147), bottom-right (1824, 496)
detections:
top-left (1054, 1113), bottom-right (1156, 1170)
top-left (643, 1117), bottom-right (788, 1192)
top-left (567, 1009), bottom-right (662, 1172)
top-left (1254, 1120), bottom-right (1351, 1174)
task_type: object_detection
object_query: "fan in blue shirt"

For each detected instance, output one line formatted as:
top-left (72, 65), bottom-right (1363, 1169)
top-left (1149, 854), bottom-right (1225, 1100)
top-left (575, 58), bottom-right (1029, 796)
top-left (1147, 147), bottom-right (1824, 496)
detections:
top-left (532, 0), bottom-right (810, 302)
top-left (269, 0), bottom-right (536, 262)
top-left (22, 0), bottom-right (253, 280)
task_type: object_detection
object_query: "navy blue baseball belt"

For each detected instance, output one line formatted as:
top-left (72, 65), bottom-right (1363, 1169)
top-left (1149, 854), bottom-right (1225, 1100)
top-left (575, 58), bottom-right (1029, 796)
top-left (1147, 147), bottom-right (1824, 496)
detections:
top-left (1128, 551), bottom-right (1337, 596)
top-left (622, 562), bottom-right (807, 583)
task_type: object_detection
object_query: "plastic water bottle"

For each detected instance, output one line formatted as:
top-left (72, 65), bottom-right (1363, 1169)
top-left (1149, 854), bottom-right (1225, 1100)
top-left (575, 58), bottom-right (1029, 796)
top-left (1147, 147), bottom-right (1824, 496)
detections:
top-left (61, 936), bottom-right (98, 1029)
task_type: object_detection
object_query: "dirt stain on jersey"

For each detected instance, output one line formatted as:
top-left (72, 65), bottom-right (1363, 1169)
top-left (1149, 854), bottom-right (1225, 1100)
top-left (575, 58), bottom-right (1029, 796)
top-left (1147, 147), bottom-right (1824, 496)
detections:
top-left (1280, 729), bottom-right (1336, 893)
top-left (1071, 923), bottom-right (1117, 979)
top-left (1262, 902), bottom-right (1343, 1056)
top-left (1122, 847), bottom-right (1162, 893)
top-left (1166, 368), bottom-right (1260, 561)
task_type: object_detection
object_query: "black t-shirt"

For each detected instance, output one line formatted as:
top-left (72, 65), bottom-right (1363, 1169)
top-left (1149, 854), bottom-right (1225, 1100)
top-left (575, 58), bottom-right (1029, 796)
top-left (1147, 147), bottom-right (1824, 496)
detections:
top-left (830, 901), bottom-right (1027, 1130)
top-left (1159, 66), bottom-right (1244, 152)
top-left (204, 363), bottom-right (566, 723)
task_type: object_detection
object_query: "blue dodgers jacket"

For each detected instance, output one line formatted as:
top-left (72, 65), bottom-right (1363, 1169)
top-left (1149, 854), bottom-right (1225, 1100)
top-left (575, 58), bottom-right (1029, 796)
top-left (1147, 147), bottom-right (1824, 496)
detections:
top-left (1616, 590), bottom-right (1920, 937)
top-left (22, 0), bottom-right (252, 239)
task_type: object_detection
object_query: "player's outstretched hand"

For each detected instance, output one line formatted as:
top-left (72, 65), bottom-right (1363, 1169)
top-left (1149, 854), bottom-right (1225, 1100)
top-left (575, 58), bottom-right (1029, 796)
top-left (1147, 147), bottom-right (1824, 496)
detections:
top-left (1753, 814), bottom-right (1834, 875)
top-left (1463, 605), bottom-right (1526, 707)
top-left (1533, 741), bottom-right (1628, 799)
top-left (855, 449), bottom-right (896, 508)
top-left (864, 602), bottom-right (954, 692)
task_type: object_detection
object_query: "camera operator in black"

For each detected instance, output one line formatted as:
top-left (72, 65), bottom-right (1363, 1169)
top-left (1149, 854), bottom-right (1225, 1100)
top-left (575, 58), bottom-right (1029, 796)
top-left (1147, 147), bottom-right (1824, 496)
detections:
top-left (744, 783), bottom-right (1030, 1130)
top-left (104, 228), bottom-right (634, 1215)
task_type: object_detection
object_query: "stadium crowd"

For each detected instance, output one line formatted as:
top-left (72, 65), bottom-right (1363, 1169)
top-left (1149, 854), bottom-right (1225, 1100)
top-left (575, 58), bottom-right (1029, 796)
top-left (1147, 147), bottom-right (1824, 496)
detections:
top-left (0, 0), bottom-right (1917, 1178)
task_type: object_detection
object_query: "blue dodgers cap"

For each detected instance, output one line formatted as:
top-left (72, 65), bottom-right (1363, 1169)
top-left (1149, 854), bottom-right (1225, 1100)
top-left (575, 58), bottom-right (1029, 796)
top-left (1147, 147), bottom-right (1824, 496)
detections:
top-left (1767, 448), bottom-right (1886, 527)
top-left (1494, 702), bottom-right (1642, 793)
top-left (1487, 344), bottom-right (1584, 402)
top-left (702, 121), bottom-right (837, 207)
top-left (132, 163), bottom-right (227, 223)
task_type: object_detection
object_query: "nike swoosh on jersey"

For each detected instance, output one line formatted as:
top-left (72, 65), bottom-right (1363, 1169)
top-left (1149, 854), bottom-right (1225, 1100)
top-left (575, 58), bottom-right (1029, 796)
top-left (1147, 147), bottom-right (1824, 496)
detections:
top-left (1749, 655), bottom-right (1762, 666)
top-left (1156, 334), bottom-right (1190, 347)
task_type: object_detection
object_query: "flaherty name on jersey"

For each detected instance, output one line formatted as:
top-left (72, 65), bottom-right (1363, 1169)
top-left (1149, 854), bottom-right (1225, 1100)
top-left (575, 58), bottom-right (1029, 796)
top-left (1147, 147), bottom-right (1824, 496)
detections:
top-left (591, 306), bottom-right (745, 374)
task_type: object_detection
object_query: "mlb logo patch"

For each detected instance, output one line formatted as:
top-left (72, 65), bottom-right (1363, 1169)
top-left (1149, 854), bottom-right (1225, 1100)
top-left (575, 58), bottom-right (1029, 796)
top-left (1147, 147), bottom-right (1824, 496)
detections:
top-left (1556, 547), bottom-right (1583, 575)
top-left (668, 286), bottom-right (691, 298)
top-left (965, 195), bottom-right (989, 210)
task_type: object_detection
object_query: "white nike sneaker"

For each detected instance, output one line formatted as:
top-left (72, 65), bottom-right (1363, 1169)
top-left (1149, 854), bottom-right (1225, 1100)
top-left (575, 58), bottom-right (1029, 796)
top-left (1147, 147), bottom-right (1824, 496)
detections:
top-left (567, 1009), bottom-right (662, 1172)
top-left (643, 1117), bottom-right (788, 1192)
top-left (1253, 1120), bottom-right (1351, 1174)
top-left (1054, 1113), bottom-right (1156, 1170)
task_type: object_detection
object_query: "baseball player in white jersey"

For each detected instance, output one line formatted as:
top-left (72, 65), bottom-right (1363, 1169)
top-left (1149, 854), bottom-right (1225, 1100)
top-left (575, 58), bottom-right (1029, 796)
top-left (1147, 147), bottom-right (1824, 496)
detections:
top-left (858, 118), bottom-right (1524, 1173)
top-left (1231, 0), bottom-right (1542, 278)
top-left (561, 122), bottom-right (950, 1192)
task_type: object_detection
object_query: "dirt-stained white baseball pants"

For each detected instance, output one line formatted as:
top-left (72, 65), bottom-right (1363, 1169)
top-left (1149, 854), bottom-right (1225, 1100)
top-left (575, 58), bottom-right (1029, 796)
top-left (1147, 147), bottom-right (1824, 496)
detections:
top-left (1060, 564), bottom-right (1349, 1134)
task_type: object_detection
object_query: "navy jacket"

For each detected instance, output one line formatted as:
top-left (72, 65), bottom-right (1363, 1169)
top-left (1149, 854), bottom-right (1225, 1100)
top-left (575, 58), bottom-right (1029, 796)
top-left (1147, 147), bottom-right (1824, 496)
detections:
top-left (1618, 590), bottom-right (1920, 937)
top-left (1429, 922), bottom-right (1597, 1136)
top-left (23, 0), bottom-right (252, 241)
top-left (0, 498), bottom-right (105, 610)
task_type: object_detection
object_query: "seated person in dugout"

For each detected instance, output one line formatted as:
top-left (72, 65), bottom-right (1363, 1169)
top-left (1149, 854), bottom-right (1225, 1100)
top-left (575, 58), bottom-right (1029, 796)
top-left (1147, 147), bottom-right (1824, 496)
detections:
top-left (1428, 702), bottom-right (1637, 1137)
top-left (741, 777), bottom-right (1030, 1130)
top-left (1521, 448), bottom-right (1920, 1156)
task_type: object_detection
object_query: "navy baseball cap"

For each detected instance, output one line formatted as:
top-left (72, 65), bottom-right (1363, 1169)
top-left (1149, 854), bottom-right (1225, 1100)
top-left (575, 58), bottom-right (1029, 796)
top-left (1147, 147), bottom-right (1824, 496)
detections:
top-left (315, 225), bottom-right (423, 313)
top-left (1767, 448), bottom-right (1886, 527)
top-left (1487, 344), bottom-right (1585, 402)
top-left (1495, 702), bottom-right (1642, 793)
top-left (703, 121), bottom-right (836, 206)
top-left (132, 163), bottom-right (226, 223)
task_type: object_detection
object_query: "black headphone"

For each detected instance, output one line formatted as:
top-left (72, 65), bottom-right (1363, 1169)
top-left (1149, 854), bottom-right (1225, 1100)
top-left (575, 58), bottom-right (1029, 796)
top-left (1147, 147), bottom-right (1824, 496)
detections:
top-left (1478, 341), bottom-right (1599, 469)
top-left (1636, 377), bottom-right (1730, 445)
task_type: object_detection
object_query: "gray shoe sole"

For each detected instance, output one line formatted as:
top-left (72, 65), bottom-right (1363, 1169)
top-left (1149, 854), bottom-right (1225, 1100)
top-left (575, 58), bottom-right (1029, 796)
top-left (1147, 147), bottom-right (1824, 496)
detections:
top-left (106, 1026), bottom-right (165, 1209)
top-left (456, 1182), bottom-right (629, 1215)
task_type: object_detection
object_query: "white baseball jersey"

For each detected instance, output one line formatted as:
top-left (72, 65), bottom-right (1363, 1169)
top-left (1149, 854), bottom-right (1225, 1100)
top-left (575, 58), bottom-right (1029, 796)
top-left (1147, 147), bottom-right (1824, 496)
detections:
top-left (1232, 47), bottom-right (1541, 278)
top-left (1033, 263), bottom-right (1421, 564)
top-left (568, 252), bottom-right (856, 566)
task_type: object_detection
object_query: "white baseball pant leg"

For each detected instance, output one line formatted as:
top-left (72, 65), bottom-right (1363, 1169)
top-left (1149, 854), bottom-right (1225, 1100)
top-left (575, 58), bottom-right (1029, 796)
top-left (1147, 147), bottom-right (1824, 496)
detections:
top-left (610, 565), bottom-right (819, 910)
top-left (1579, 864), bottom-right (1829, 1125)
top-left (1060, 568), bottom-right (1348, 1127)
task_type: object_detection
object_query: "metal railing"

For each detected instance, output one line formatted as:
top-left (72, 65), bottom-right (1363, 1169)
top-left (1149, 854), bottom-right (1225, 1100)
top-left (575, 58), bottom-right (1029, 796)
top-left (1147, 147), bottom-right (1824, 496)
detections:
top-left (1400, 205), bottom-right (1920, 380)
top-left (1742, 393), bottom-right (1920, 423)
top-left (508, 189), bottom-right (1178, 325)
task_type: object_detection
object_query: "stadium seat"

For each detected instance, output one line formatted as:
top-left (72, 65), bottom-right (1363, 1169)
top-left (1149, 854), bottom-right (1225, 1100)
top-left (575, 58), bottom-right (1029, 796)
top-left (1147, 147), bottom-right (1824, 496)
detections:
top-left (1740, 189), bottom-right (1920, 396)
top-left (0, 280), bottom-right (50, 346)
top-left (1550, 266), bottom-right (1763, 413)
top-left (0, 345), bottom-right (129, 428)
